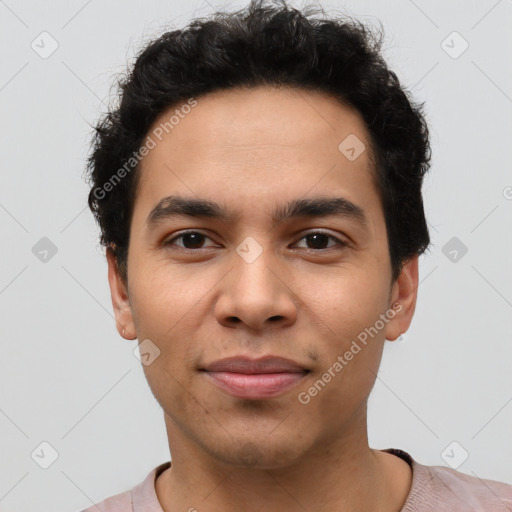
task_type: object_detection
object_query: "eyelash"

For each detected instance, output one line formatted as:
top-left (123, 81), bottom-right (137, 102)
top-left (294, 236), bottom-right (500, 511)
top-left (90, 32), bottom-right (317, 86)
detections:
top-left (163, 230), bottom-right (348, 252)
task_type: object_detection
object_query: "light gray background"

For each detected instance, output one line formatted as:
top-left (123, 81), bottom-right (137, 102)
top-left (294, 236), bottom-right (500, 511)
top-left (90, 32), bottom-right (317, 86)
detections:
top-left (1, 0), bottom-right (511, 511)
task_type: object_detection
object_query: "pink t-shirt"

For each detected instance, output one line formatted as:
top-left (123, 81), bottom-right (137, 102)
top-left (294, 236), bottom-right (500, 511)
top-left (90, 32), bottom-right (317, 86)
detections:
top-left (80, 448), bottom-right (512, 511)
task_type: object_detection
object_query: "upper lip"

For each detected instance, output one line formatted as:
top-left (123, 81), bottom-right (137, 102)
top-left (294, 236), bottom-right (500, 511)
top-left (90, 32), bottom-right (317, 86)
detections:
top-left (201, 356), bottom-right (308, 374)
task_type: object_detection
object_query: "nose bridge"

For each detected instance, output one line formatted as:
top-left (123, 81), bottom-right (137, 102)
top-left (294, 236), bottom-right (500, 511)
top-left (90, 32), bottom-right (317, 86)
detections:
top-left (215, 236), bottom-right (297, 329)
top-left (235, 245), bottom-right (276, 294)
top-left (233, 238), bottom-right (282, 301)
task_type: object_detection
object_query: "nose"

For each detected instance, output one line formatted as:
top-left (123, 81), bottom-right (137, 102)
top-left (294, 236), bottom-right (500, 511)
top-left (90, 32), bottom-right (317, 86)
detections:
top-left (214, 248), bottom-right (298, 331)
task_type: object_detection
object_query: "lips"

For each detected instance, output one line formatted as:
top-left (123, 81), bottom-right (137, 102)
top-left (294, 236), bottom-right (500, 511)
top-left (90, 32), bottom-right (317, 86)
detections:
top-left (200, 356), bottom-right (309, 399)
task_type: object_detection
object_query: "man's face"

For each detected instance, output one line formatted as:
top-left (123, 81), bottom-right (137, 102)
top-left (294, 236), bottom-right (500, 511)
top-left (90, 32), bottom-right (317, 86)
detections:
top-left (108, 86), bottom-right (416, 468)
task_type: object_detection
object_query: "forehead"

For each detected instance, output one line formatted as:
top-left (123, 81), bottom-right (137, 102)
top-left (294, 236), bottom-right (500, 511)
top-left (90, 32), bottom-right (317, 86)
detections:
top-left (133, 86), bottom-right (379, 222)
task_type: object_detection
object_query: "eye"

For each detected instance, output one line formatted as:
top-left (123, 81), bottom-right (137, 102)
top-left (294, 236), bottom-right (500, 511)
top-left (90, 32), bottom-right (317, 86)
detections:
top-left (163, 231), bottom-right (217, 250)
top-left (163, 230), bottom-right (348, 252)
top-left (293, 231), bottom-right (348, 251)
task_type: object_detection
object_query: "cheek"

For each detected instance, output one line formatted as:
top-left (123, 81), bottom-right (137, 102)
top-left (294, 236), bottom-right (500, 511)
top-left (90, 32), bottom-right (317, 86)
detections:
top-left (301, 265), bottom-right (390, 340)
top-left (301, 323), bottom-right (385, 436)
top-left (140, 358), bottom-right (195, 428)
top-left (298, 267), bottom-right (389, 403)
top-left (130, 257), bottom-right (211, 326)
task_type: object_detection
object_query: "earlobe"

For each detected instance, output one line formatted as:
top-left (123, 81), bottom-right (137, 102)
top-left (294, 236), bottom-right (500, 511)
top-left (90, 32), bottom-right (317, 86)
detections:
top-left (106, 246), bottom-right (137, 340)
top-left (384, 256), bottom-right (419, 341)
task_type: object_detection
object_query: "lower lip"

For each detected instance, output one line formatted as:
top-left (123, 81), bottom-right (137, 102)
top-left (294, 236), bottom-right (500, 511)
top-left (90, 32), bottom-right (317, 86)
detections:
top-left (203, 371), bottom-right (307, 399)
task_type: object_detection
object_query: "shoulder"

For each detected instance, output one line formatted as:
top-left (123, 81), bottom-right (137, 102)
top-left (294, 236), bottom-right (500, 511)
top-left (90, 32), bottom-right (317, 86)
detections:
top-left (409, 458), bottom-right (512, 510)
top-left (382, 448), bottom-right (512, 511)
top-left (80, 489), bottom-right (132, 512)
top-left (426, 463), bottom-right (512, 510)
top-left (77, 461), bottom-right (170, 512)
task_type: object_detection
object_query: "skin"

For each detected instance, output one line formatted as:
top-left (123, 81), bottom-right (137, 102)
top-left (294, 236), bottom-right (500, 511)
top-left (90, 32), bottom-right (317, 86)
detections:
top-left (107, 85), bottom-right (419, 512)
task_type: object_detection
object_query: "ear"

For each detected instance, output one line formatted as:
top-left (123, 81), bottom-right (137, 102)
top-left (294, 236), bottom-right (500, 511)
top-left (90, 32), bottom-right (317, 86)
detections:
top-left (384, 255), bottom-right (419, 341)
top-left (106, 246), bottom-right (137, 340)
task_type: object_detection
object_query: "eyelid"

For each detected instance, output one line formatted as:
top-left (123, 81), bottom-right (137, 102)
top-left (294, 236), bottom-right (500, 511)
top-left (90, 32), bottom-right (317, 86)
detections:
top-left (163, 230), bottom-right (219, 249)
top-left (292, 229), bottom-right (349, 249)
top-left (163, 229), bottom-right (349, 251)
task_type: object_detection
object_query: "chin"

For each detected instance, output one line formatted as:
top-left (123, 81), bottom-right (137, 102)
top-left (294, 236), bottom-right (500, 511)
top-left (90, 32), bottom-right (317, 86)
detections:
top-left (202, 433), bottom-right (309, 470)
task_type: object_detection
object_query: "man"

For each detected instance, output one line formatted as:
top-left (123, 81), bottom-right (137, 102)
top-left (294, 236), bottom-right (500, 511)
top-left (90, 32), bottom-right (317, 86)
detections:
top-left (83, 1), bottom-right (512, 510)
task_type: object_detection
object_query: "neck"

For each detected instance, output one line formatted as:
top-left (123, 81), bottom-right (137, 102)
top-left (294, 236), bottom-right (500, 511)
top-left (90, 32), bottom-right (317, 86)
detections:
top-left (155, 414), bottom-right (412, 512)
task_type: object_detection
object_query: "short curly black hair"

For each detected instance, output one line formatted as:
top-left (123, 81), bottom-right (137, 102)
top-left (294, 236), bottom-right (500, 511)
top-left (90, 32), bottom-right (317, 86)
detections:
top-left (84, 0), bottom-right (431, 285)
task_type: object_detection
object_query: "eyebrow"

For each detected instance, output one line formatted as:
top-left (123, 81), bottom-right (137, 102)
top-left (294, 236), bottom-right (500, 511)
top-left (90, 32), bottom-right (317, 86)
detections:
top-left (146, 195), bottom-right (368, 229)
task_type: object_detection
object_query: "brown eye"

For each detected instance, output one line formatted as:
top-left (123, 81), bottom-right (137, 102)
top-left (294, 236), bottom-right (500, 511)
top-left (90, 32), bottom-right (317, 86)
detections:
top-left (294, 231), bottom-right (347, 251)
top-left (164, 231), bottom-right (216, 250)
